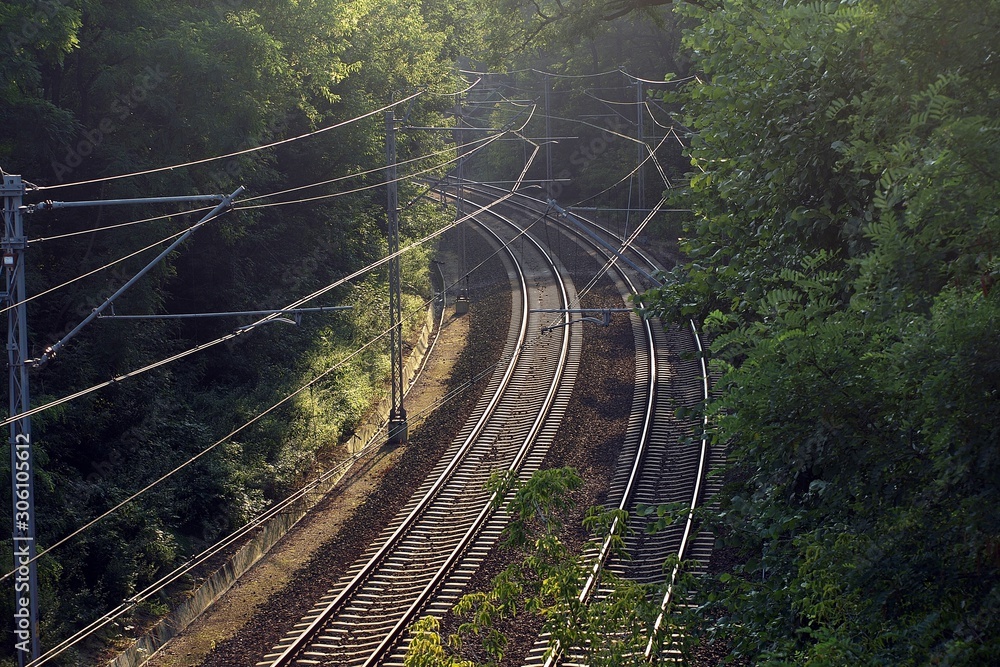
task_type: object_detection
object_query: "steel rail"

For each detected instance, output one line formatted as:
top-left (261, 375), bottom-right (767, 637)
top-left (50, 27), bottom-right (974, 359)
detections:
top-left (455, 183), bottom-right (661, 666)
top-left (31, 295), bottom-right (450, 667)
top-left (458, 181), bottom-right (713, 665)
top-left (641, 318), bottom-right (711, 660)
top-left (555, 197), bottom-right (714, 663)
top-left (262, 221), bottom-right (532, 667)
top-left (362, 207), bottom-right (574, 666)
top-left (263, 192), bottom-right (576, 666)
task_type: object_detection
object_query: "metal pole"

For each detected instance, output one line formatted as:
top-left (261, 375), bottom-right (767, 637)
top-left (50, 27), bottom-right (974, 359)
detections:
top-left (3, 174), bottom-right (39, 665)
top-left (454, 96), bottom-right (469, 314)
top-left (385, 111), bottom-right (407, 444)
top-left (636, 80), bottom-right (645, 213)
top-left (544, 74), bottom-right (553, 193)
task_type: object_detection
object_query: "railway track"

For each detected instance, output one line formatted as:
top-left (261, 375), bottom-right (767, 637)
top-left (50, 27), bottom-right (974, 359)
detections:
top-left (257, 179), bottom-right (716, 666)
top-left (257, 198), bottom-right (583, 666)
top-left (458, 183), bottom-right (718, 666)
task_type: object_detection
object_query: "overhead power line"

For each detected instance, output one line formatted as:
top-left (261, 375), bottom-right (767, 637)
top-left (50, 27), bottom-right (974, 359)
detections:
top-left (28, 207), bottom-right (209, 244)
top-left (35, 77), bottom-right (487, 193)
top-left (236, 105), bottom-right (535, 211)
top-left (0, 183), bottom-right (535, 597)
top-left (18, 120), bottom-right (519, 319)
top-left (28, 134), bottom-right (499, 243)
top-left (18, 206), bottom-right (539, 660)
top-left (2, 121), bottom-right (535, 434)
top-left (236, 132), bottom-right (508, 211)
top-left (238, 133), bottom-right (499, 205)
top-left (35, 93), bottom-right (425, 192)
top-left (0, 188), bottom-right (527, 432)
top-left (9, 175), bottom-right (654, 657)
top-left (1, 224), bottom-right (194, 316)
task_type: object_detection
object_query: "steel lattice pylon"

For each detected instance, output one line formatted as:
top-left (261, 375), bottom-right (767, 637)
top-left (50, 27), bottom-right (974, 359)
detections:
top-left (3, 173), bottom-right (39, 665)
top-left (385, 113), bottom-right (408, 444)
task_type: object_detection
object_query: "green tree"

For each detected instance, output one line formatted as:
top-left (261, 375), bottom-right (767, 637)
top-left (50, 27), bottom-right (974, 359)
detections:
top-left (640, 0), bottom-right (1000, 663)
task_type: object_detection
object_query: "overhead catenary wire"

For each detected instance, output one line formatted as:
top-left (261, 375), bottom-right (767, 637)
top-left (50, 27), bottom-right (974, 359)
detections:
top-left (618, 70), bottom-right (697, 86)
top-left (579, 88), bottom-right (691, 137)
top-left (3, 122), bottom-right (535, 433)
top-left (459, 66), bottom-right (686, 85)
top-left (35, 91), bottom-right (427, 192)
top-left (568, 134), bottom-right (674, 209)
top-left (16, 177), bottom-right (651, 657)
top-left (27, 207), bottom-right (209, 244)
top-left (6, 67), bottom-right (690, 651)
top-left (235, 104), bottom-right (535, 211)
top-left (8, 196), bottom-right (552, 665)
top-left (237, 132), bottom-right (501, 205)
top-left (581, 89), bottom-right (640, 129)
top-left (0, 184), bottom-right (529, 432)
top-left (234, 127), bottom-right (513, 212)
top-left (472, 66), bottom-right (622, 85)
top-left (23, 314), bottom-right (406, 665)
top-left (1, 223), bottom-right (199, 316)
top-left (27, 131), bottom-right (502, 243)
top-left (532, 110), bottom-right (674, 193)
top-left (28, 137), bottom-right (492, 242)
top-left (5, 117), bottom-right (527, 401)
top-left (570, 197), bottom-right (667, 304)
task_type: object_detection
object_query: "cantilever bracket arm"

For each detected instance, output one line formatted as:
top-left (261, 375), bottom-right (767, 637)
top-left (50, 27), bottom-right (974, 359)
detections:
top-left (25, 194), bottom-right (228, 213)
top-left (32, 185), bottom-right (245, 367)
top-left (533, 307), bottom-right (634, 332)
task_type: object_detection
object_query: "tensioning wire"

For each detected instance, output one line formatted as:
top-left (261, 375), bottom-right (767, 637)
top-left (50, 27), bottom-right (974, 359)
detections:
top-left (28, 207), bottom-right (209, 243)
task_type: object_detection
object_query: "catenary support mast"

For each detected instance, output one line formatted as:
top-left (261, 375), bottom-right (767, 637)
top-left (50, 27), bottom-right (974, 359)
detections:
top-left (385, 112), bottom-right (408, 444)
top-left (3, 174), bottom-right (39, 666)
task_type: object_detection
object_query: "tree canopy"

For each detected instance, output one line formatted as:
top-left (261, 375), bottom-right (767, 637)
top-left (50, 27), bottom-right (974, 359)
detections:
top-left (641, 0), bottom-right (1000, 663)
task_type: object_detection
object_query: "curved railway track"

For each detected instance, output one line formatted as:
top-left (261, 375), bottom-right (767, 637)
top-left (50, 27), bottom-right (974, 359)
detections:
top-left (258, 180), bottom-right (716, 667)
top-left (457, 183), bottom-right (719, 666)
top-left (258, 199), bottom-right (582, 667)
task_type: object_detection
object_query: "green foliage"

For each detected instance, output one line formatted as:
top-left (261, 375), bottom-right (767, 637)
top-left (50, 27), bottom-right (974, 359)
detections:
top-left (405, 468), bottom-right (690, 666)
top-left (639, 0), bottom-right (1000, 663)
top-left (405, 617), bottom-right (477, 667)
